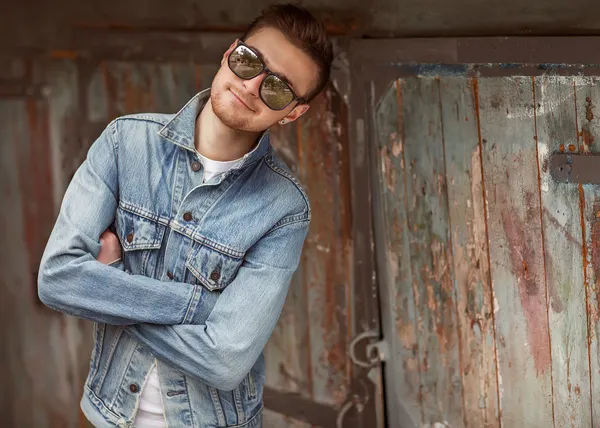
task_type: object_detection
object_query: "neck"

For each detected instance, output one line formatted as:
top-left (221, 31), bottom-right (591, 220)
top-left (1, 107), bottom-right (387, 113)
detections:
top-left (195, 97), bottom-right (261, 161)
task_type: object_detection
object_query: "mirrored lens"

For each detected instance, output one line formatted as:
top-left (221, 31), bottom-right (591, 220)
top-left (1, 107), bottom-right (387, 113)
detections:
top-left (261, 74), bottom-right (294, 110)
top-left (228, 45), bottom-right (263, 79)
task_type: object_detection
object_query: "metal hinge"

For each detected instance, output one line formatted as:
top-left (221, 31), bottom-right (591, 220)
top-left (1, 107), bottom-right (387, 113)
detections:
top-left (550, 153), bottom-right (600, 184)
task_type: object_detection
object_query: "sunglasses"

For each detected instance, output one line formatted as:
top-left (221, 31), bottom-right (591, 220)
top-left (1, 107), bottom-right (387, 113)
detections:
top-left (228, 41), bottom-right (306, 111)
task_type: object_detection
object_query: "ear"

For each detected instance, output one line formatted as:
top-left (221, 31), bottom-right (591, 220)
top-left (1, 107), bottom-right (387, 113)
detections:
top-left (221, 39), bottom-right (239, 66)
top-left (279, 104), bottom-right (310, 125)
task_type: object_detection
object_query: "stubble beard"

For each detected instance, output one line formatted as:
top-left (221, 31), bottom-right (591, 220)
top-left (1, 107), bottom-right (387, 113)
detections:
top-left (211, 88), bottom-right (259, 133)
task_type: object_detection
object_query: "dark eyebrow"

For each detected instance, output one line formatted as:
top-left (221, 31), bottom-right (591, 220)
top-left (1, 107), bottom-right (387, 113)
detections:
top-left (246, 43), bottom-right (296, 91)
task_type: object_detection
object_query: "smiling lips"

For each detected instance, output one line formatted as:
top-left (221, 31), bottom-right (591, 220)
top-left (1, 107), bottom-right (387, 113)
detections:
top-left (230, 89), bottom-right (254, 111)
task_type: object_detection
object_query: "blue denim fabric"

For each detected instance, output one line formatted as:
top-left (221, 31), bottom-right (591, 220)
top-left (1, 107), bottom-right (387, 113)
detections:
top-left (38, 89), bottom-right (311, 427)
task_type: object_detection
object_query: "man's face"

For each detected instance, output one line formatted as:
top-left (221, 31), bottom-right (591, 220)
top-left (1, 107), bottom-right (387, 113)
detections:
top-left (210, 27), bottom-right (319, 133)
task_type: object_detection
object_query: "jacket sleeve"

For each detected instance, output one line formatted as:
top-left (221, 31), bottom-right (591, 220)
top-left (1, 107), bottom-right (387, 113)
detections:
top-left (124, 218), bottom-right (310, 390)
top-left (37, 120), bottom-right (202, 326)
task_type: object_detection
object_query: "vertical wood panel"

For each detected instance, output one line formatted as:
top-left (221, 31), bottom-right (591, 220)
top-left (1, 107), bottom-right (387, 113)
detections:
top-left (1, 93), bottom-right (92, 428)
top-left (374, 82), bottom-right (421, 426)
top-left (535, 75), bottom-right (592, 428)
top-left (478, 77), bottom-right (554, 427)
top-left (400, 77), bottom-right (463, 426)
top-left (440, 77), bottom-right (500, 427)
top-left (576, 77), bottom-right (600, 425)
top-left (296, 86), bottom-right (352, 407)
top-left (265, 114), bottom-right (312, 406)
top-left (97, 62), bottom-right (199, 118)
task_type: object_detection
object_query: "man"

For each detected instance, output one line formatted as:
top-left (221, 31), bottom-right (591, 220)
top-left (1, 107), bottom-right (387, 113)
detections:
top-left (37, 4), bottom-right (333, 427)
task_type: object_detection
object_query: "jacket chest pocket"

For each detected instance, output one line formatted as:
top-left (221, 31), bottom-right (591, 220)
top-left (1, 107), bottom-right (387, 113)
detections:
top-left (115, 207), bottom-right (166, 278)
top-left (185, 244), bottom-right (244, 291)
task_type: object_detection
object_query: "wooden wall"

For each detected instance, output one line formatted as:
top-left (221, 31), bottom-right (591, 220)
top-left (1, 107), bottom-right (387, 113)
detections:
top-left (0, 57), bottom-right (359, 427)
top-left (375, 76), bottom-right (600, 427)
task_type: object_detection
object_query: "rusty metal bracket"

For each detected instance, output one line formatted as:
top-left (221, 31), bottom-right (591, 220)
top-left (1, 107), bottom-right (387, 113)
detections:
top-left (365, 340), bottom-right (389, 363)
top-left (550, 153), bottom-right (600, 184)
top-left (348, 331), bottom-right (380, 368)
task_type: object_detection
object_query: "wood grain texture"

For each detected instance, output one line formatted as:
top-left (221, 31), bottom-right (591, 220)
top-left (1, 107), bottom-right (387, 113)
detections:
top-left (0, 66), bottom-right (95, 427)
top-left (477, 76), bottom-right (554, 427)
top-left (575, 76), bottom-right (600, 426)
top-left (399, 77), bottom-right (463, 426)
top-left (295, 85), bottom-right (353, 407)
top-left (265, 115), bottom-right (312, 407)
top-left (440, 77), bottom-right (499, 427)
top-left (372, 74), bottom-right (600, 428)
top-left (535, 75), bottom-right (593, 428)
top-left (374, 81), bottom-right (421, 426)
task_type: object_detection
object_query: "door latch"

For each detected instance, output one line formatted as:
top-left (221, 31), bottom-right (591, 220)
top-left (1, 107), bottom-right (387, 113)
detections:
top-left (550, 153), bottom-right (600, 184)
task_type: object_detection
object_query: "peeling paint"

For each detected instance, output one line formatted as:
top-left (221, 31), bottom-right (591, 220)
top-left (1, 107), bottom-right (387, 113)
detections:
top-left (501, 200), bottom-right (552, 374)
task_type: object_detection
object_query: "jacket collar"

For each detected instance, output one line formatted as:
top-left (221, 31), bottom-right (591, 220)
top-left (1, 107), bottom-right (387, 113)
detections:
top-left (158, 89), bottom-right (271, 169)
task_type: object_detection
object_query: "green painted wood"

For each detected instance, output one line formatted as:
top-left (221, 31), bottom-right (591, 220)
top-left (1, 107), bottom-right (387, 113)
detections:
top-left (575, 76), bottom-right (600, 426)
top-left (400, 77), bottom-right (463, 426)
top-left (535, 75), bottom-right (593, 428)
top-left (440, 77), bottom-right (500, 427)
top-left (478, 76), bottom-right (554, 426)
top-left (374, 81), bottom-right (421, 426)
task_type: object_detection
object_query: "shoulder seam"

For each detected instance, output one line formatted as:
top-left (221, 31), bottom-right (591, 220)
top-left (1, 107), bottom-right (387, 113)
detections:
top-left (107, 119), bottom-right (119, 163)
top-left (264, 154), bottom-right (311, 219)
top-left (267, 216), bottom-right (310, 234)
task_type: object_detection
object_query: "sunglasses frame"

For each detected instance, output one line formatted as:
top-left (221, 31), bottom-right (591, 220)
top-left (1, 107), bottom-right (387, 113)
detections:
top-left (228, 41), bottom-right (307, 111)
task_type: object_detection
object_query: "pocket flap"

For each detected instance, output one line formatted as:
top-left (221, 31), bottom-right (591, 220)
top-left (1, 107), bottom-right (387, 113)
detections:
top-left (116, 207), bottom-right (166, 251)
top-left (186, 245), bottom-right (243, 291)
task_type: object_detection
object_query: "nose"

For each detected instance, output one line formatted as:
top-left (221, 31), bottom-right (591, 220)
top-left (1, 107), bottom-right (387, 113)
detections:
top-left (242, 72), bottom-right (266, 98)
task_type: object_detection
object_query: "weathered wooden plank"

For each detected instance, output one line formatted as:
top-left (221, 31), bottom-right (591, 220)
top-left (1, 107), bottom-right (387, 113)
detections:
top-left (46, 60), bottom-right (80, 202)
top-left (374, 81), bottom-right (421, 427)
top-left (264, 110), bottom-right (312, 409)
top-left (575, 76), bottom-right (600, 425)
top-left (535, 75), bottom-right (593, 428)
top-left (0, 100), bottom-right (26, 428)
top-left (400, 77), bottom-right (463, 426)
top-left (478, 76), bottom-right (554, 426)
top-left (46, 60), bottom-right (98, 428)
top-left (0, 92), bottom-right (94, 428)
top-left (440, 77), bottom-right (500, 427)
top-left (296, 86), bottom-right (352, 407)
top-left (91, 61), bottom-right (201, 123)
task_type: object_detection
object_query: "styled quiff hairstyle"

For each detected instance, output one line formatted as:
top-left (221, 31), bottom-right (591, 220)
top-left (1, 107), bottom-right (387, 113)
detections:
top-left (241, 4), bottom-right (333, 102)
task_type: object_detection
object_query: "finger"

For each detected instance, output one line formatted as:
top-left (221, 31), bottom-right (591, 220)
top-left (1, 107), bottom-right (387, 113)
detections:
top-left (100, 230), bottom-right (118, 240)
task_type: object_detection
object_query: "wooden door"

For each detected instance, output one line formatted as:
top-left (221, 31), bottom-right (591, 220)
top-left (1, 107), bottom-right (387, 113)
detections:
top-left (351, 38), bottom-right (600, 427)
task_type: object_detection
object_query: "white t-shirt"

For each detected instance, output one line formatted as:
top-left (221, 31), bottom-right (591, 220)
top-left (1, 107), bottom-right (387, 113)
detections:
top-left (198, 152), bottom-right (244, 183)
top-left (133, 153), bottom-right (243, 428)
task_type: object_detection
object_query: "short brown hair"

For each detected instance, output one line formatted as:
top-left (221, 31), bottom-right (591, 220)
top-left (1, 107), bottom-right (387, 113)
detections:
top-left (241, 4), bottom-right (333, 102)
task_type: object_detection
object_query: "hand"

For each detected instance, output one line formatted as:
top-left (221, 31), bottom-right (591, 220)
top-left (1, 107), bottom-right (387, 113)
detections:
top-left (98, 229), bottom-right (122, 265)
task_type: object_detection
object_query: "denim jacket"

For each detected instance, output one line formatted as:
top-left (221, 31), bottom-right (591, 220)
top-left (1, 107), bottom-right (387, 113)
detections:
top-left (37, 89), bottom-right (311, 428)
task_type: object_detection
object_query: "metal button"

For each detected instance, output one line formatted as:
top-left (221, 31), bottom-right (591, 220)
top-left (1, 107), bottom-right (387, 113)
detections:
top-left (126, 233), bottom-right (134, 243)
top-left (183, 212), bottom-right (193, 221)
top-left (191, 161), bottom-right (201, 172)
top-left (167, 271), bottom-right (174, 280)
top-left (129, 384), bottom-right (139, 393)
top-left (210, 270), bottom-right (220, 281)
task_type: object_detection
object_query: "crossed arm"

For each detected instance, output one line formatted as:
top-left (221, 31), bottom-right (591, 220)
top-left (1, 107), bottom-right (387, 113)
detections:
top-left (94, 221), bottom-right (308, 390)
top-left (37, 122), bottom-right (309, 390)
